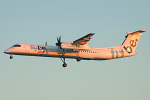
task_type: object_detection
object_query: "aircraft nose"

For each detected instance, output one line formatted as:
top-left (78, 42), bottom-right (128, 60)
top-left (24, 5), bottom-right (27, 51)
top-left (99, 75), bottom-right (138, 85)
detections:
top-left (4, 49), bottom-right (12, 54)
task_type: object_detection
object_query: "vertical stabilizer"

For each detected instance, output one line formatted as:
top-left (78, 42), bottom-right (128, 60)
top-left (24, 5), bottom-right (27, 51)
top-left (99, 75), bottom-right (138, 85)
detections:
top-left (121, 30), bottom-right (146, 53)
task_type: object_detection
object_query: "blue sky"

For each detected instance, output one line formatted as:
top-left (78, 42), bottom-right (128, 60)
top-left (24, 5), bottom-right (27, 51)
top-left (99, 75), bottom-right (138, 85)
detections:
top-left (0, 0), bottom-right (150, 100)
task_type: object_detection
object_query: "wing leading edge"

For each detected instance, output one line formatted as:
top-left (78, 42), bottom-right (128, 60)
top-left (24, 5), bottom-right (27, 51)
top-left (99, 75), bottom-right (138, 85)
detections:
top-left (72, 33), bottom-right (95, 46)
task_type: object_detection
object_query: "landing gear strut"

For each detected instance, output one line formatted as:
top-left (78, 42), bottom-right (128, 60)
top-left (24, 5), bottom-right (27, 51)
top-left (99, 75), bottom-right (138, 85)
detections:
top-left (61, 58), bottom-right (67, 67)
top-left (10, 55), bottom-right (13, 59)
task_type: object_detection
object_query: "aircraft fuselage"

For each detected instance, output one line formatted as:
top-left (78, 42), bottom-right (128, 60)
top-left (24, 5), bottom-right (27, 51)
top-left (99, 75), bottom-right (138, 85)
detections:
top-left (4, 44), bottom-right (136, 60)
top-left (4, 30), bottom-right (145, 67)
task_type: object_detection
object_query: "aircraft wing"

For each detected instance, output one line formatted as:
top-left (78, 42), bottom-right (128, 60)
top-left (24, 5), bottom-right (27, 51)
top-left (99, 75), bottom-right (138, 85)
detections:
top-left (72, 33), bottom-right (95, 46)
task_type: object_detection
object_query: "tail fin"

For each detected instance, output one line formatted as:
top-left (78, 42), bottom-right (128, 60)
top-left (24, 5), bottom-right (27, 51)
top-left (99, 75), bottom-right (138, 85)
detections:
top-left (121, 30), bottom-right (146, 53)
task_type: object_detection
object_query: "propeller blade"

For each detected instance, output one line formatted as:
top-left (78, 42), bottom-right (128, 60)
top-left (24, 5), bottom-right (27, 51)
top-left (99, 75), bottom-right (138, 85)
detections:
top-left (59, 36), bottom-right (61, 43)
top-left (56, 36), bottom-right (62, 47)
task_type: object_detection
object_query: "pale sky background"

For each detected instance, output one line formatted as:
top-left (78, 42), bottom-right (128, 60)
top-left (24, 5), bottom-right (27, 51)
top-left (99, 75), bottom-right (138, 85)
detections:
top-left (0, 0), bottom-right (150, 100)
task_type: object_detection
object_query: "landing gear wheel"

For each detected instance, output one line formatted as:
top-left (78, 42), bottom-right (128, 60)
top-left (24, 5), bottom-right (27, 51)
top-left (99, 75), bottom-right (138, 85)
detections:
top-left (76, 57), bottom-right (81, 62)
top-left (62, 63), bottom-right (67, 67)
top-left (10, 55), bottom-right (13, 59)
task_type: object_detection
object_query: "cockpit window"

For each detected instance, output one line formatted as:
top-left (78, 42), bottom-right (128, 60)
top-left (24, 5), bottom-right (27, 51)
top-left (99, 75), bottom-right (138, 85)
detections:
top-left (12, 44), bottom-right (21, 47)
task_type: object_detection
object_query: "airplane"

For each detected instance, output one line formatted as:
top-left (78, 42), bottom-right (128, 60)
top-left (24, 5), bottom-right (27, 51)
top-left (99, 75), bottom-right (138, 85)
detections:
top-left (4, 30), bottom-right (146, 67)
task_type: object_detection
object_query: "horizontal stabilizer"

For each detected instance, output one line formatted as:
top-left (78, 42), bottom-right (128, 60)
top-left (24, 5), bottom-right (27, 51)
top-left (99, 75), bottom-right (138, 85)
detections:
top-left (127, 30), bottom-right (146, 35)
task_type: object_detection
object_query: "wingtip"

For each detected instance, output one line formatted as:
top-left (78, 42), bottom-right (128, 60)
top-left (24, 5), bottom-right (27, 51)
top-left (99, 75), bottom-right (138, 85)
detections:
top-left (140, 30), bottom-right (146, 32)
top-left (89, 33), bottom-right (95, 35)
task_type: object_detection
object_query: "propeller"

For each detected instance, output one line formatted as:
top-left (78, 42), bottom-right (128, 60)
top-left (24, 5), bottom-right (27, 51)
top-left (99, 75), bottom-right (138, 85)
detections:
top-left (56, 36), bottom-right (62, 48)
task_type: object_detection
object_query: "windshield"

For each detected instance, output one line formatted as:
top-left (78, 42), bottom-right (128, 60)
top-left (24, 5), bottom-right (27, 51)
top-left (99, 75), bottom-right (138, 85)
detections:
top-left (12, 44), bottom-right (21, 47)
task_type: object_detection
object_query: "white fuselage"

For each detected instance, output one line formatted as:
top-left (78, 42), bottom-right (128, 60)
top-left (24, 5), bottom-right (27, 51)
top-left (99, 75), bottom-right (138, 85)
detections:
top-left (4, 30), bottom-right (145, 67)
top-left (4, 44), bottom-right (136, 60)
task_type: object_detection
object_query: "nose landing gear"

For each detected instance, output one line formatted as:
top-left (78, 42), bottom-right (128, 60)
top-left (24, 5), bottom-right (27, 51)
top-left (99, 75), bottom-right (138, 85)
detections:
top-left (61, 58), bottom-right (67, 67)
top-left (10, 55), bottom-right (13, 59)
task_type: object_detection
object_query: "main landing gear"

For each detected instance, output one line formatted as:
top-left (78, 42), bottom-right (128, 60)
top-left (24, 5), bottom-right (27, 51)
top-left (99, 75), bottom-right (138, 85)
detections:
top-left (60, 57), bottom-right (81, 67)
top-left (10, 55), bottom-right (13, 59)
top-left (61, 58), bottom-right (67, 67)
top-left (76, 57), bottom-right (81, 62)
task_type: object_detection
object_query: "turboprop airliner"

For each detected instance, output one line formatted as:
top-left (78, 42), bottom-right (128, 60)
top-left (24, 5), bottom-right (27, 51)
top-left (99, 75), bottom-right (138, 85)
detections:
top-left (4, 30), bottom-right (146, 67)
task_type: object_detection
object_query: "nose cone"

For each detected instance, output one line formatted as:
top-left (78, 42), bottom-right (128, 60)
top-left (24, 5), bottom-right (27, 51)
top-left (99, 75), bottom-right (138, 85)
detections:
top-left (4, 49), bottom-right (12, 54)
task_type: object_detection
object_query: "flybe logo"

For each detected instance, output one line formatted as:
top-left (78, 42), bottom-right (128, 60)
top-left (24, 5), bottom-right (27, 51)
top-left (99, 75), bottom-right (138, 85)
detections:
top-left (30, 45), bottom-right (47, 51)
top-left (123, 39), bottom-right (138, 53)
